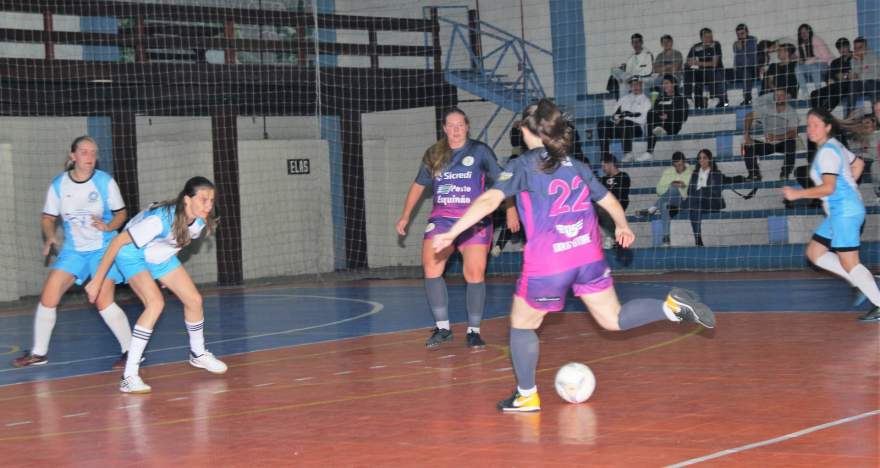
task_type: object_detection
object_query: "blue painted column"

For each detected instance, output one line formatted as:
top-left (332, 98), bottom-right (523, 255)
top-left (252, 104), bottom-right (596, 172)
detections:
top-left (81, 16), bottom-right (120, 173)
top-left (858, 0), bottom-right (880, 51)
top-left (549, 0), bottom-right (602, 165)
top-left (316, 0), bottom-right (346, 269)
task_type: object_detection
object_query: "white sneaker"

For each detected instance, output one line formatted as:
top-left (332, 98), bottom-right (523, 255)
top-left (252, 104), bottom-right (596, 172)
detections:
top-left (652, 126), bottom-right (667, 137)
top-left (189, 351), bottom-right (228, 374)
top-left (622, 152), bottom-right (635, 163)
top-left (120, 375), bottom-right (152, 394)
top-left (490, 245), bottom-right (502, 257)
top-left (636, 152), bottom-right (653, 162)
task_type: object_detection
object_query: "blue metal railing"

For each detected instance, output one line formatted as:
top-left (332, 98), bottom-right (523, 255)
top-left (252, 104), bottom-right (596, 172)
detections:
top-left (423, 6), bottom-right (552, 149)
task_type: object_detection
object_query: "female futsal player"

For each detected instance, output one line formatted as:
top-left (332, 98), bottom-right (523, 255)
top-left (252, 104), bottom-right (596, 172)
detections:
top-left (433, 99), bottom-right (715, 412)
top-left (12, 136), bottom-right (132, 369)
top-left (783, 108), bottom-right (880, 321)
top-left (396, 107), bottom-right (519, 349)
top-left (86, 176), bottom-right (227, 393)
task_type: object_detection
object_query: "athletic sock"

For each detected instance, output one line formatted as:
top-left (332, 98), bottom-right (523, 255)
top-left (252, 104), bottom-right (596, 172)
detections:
top-left (31, 303), bottom-right (57, 356)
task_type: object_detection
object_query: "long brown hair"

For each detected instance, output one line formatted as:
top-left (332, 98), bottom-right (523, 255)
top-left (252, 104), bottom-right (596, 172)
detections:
top-left (155, 176), bottom-right (218, 248)
top-left (422, 107), bottom-right (469, 177)
top-left (65, 135), bottom-right (97, 171)
top-left (519, 99), bottom-right (572, 173)
top-left (808, 107), bottom-right (870, 143)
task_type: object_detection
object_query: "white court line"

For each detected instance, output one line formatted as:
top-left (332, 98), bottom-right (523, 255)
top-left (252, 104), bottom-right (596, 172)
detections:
top-left (254, 383), bottom-right (274, 388)
top-left (369, 365), bottom-right (386, 369)
top-left (438, 354), bottom-right (456, 360)
top-left (294, 377), bottom-right (314, 382)
top-left (62, 412), bottom-right (88, 418)
top-left (166, 397), bottom-right (189, 402)
top-left (495, 367), bottom-right (513, 372)
top-left (667, 409), bottom-right (880, 467)
top-left (403, 360), bottom-right (423, 364)
top-left (333, 371), bottom-right (353, 375)
top-left (5, 420), bottom-right (31, 427)
top-left (117, 404), bottom-right (140, 409)
top-left (0, 294), bottom-right (383, 374)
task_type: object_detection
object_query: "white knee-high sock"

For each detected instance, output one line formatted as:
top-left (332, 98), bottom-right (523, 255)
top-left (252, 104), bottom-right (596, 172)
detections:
top-left (849, 264), bottom-right (880, 307)
top-left (32, 303), bottom-right (57, 356)
top-left (186, 320), bottom-right (206, 356)
top-left (814, 252), bottom-right (854, 285)
top-left (99, 303), bottom-right (132, 353)
top-left (125, 326), bottom-right (152, 378)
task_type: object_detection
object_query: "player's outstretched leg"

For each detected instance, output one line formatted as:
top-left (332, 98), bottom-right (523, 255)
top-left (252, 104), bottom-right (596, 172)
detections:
top-left (666, 288), bottom-right (716, 328)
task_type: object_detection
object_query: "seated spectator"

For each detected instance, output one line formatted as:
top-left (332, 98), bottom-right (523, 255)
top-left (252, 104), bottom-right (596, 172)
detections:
top-left (796, 24), bottom-right (833, 98)
top-left (637, 151), bottom-right (693, 246)
top-left (608, 33), bottom-right (654, 99)
top-left (763, 43), bottom-right (798, 99)
top-left (847, 36), bottom-right (880, 106)
top-left (595, 153), bottom-right (631, 249)
top-left (810, 37), bottom-right (854, 112)
top-left (641, 75), bottom-right (689, 161)
top-left (681, 149), bottom-right (725, 247)
top-left (597, 77), bottom-right (652, 162)
top-left (733, 23), bottom-right (758, 105)
top-left (685, 27), bottom-right (729, 109)
top-left (743, 87), bottom-right (800, 180)
top-left (651, 35), bottom-right (683, 91)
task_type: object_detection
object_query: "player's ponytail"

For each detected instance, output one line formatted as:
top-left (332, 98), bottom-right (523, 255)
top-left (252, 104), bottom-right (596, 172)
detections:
top-left (66, 135), bottom-right (97, 171)
top-left (157, 176), bottom-right (218, 248)
top-left (422, 107), bottom-right (469, 177)
top-left (520, 99), bottom-right (572, 173)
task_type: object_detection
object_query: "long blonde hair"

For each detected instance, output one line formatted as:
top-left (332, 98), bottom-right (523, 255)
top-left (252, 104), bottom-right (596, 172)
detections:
top-left (422, 107), bottom-right (469, 177)
top-left (154, 176), bottom-right (218, 248)
top-left (65, 135), bottom-right (97, 171)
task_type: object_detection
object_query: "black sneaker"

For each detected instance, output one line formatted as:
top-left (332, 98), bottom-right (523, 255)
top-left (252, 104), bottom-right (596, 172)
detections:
top-left (666, 287), bottom-right (716, 328)
top-left (858, 307), bottom-right (880, 322)
top-left (466, 331), bottom-right (486, 348)
top-left (425, 327), bottom-right (453, 348)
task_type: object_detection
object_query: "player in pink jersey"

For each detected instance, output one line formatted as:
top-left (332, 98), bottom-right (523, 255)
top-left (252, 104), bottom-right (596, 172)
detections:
top-left (433, 99), bottom-right (715, 412)
top-left (397, 108), bottom-right (519, 349)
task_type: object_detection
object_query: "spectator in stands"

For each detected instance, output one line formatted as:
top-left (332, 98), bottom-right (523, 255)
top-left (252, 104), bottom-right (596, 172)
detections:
top-left (811, 37), bottom-right (854, 112)
top-left (652, 35), bottom-right (683, 92)
top-left (638, 151), bottom-right (693, 246)
top-left (598, 76), bottom-right (652, 162)
top-left (641, 75), bottom-right (689, 162)
top-left (763, 43), bottom-right (798, 99)
top-left (756, 40), bottom-right (777, 88)
top-left (743, 87), bottom-right (800, 181)
top-left (848, 36), bottom-right (880, 103)
top-left (682, 149), bottom-right (725, 247)
top-left (733, 23), bottom-right (758, 106)
top-left (608, 33), bottom-right (654, 99)
top-left (796, 24), bottom-right (833, 99)
top-left (596, 153), bottom-right (631, 249)
top-left (685, 27), bottom-right (729, 109)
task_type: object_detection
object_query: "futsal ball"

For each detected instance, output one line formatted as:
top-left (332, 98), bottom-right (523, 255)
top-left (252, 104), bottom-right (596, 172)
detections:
top-left (554, 362), bottom-right (596, 404)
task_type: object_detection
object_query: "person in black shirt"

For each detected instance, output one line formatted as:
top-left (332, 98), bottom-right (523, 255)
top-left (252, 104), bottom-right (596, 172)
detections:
top-left (642, 75), bottom-right (689, 161)
top-left (811, 38), bottom-right (854, 111)
top-left (762, 43), bottom-right (798, 99)
top-left (685, 28), bottom-right (729, 108)
top-left (595, 153), bottom-right (631, 249)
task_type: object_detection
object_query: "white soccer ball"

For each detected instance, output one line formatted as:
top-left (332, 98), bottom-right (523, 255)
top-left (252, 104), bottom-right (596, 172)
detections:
top-left (554, 362), bottom-right (596, 404)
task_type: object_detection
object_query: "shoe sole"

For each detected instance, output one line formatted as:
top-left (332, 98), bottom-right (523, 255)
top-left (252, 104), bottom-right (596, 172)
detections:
top-left (857, 313), bottom-right (880, 322)
top-left (467, 342), bottom-right (486, 349)
top-left (500, 406), bottom-right (541, 413)
top-left (12, 359), bottom-right (48, 368)
top-left (120, 386), bottom-right (152, 394)
top-left (189, 360), bottom-right (228, 374)
top-left (670, 288), bottom-right (715, 329)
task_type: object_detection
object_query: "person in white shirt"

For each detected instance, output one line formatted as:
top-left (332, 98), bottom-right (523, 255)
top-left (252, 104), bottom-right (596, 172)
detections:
top-left (598, 77), bottom-right (652, 162)
top-left (610, 33), bottom-right (654, 96)
top-left (11, 136), bottom-right (132, 369)
top-left (86, 176), bottom-right (227, 394)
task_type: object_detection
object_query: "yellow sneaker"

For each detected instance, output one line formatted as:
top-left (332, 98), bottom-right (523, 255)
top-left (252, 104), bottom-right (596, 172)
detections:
top-left (497, 390), bottom-right (541, 412)
top-left (666, 288), bottom-right (716, 328)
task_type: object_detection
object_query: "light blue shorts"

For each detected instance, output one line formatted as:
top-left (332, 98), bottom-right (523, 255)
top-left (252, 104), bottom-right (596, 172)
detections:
top-left (813, 210), bottom-right (865, 251)
top-left (52, 248), bottom-right (123, 285)
top-left (115, 244), bottom-right (182, 281)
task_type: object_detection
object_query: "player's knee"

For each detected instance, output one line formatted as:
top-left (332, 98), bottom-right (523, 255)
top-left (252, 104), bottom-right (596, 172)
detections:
top-left (185, 293), bottom-right (203, 311)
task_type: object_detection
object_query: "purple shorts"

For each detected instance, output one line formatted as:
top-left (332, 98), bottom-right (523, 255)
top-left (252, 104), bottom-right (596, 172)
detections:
top-left (515, 260), bottom-right (614, 312)
top-left (423, 217), bottom-right (493, 248)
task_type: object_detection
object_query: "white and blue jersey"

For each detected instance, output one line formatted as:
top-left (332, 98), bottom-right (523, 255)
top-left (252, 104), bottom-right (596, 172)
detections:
top-left (43, 170), bottom-right (126, 252)
top-left (811, 138), bottom-right (865, 249)
top-left (42, 170), bottom-right (125, 284)
top-left (115, 204), bottom-right (206, 280)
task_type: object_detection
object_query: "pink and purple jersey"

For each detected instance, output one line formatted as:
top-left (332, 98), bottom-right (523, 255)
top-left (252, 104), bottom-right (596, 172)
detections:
top-left (492, 149), bottom-right (609, 276)
top-left (414, 140), bottom-right (502, 219)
